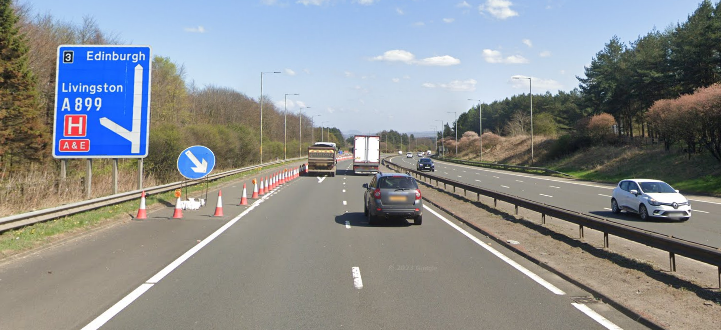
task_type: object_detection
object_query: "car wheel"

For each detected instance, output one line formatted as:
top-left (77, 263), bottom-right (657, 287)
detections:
top-left (639, 204), bottom-right (649, 221)
top-left (367, 209), bottom-right (376, 225)
top-left (680, 217), bottom-right (689, 221)
top-left (363, 200), bottom-right (368, 216)
top-left (414, 215), bottom-right (422, 225)
top-left (611, 199), bottom-right (621, 214)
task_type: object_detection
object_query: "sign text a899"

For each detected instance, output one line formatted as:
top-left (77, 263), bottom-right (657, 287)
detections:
top-left (60, 97), bottom-right (102, 111)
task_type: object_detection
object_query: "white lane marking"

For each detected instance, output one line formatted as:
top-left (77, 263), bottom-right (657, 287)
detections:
top-left (317, 177), bottom-right (327, 183)
top-left (458, 176), bottom-right (463, 178)
top-left (516, 180), bottom-right (524, 183)
top-left (475, 180), bottom-right (482, 182)
top-left (343, 201), bottom-right (347, 205)
top-left (444, 172), bottom-right (449, 174)
top-left (501, 185), bottom-right (510, 189)
top-left (345, 221), bottom-right (351, 229)
top-left (549, 186), bottom-right (560, 189)
top-left (352, 267), bottom-right (363, 289)
top-left (598, 194), bottom-right (611, 198)
top-left (695, 210), bottom-right (709, 214)
top-left (343, 182), bottom-right (346, 185)
top-left (343, 189), bottom-right (346, 193)
top-left (493, 176), bottom-right (500, 179)
top-left (424, 206), bottom-right (565, 295)
top-left (572, 303), bottom-right (623, 330)
top-left (83, 189), bottom-right (273, 330)
top-left (539, 194), bottom-right (553, 198)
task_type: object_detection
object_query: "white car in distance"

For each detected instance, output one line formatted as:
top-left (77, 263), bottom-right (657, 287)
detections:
top-left (611, 179), bottom-right (691, 221)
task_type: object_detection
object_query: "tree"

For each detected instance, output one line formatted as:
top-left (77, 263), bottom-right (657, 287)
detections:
top-left (0, 0), bottom-right (47, 169)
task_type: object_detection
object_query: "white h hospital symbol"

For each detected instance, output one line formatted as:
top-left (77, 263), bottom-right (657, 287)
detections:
top-left (64, 115), bottom-right (87, 137)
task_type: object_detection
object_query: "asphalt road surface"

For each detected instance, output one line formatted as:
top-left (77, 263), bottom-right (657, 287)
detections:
top-left (393, 155), bottom-right (721, 249)
top-left (0, 159), bottom-right (649, 329)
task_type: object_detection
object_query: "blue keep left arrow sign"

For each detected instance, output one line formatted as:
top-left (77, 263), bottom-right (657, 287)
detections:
top-left (177, 146), bottom-right (216, 180)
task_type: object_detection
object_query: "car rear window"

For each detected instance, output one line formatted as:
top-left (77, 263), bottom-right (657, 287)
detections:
top-left (378, 176), bottom-right (418, 189)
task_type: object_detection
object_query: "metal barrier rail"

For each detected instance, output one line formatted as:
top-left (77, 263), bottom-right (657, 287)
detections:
top-left (434, 157), bottom-right (572, 177)
top-left (383, 158), bottom-right (721, 287)
top-left (0, 158), bottom-right (304, 233)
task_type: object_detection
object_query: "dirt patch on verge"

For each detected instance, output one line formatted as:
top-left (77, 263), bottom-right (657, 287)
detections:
top-left (418, 179), bottom-right (720, 330)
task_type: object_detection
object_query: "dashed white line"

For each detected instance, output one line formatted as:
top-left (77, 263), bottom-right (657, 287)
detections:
top-left (345, 221), bottom-right (351, 229)
top-left (475, 180), bottom-right (482, 182)
top-left (424, 206), bottom-right (565, 295)
top-left (539, 194), bottom-right (553, 198)
top-left (343, 189), bottom-right (346, 193)
top-left (549, 186), bottom-right (560, 189)
top-left (695, 210), bottom-right (709, 214)
top-left (351, 267), bottom-right (363, 289)
top-left (572, 303), bottom-right (623, 330)
top-left (458, 176), bottom-right (463, 178)
top-left (516, 180), bottom-right (524, 183)
top-left (493, 176), bottom-right (500, 179)
top-left (501, 185), bottom-right (510, 189)
top-left (598, 194), bottom-right (611, 198)
top-left (343, 201), bottom-right (347, 205)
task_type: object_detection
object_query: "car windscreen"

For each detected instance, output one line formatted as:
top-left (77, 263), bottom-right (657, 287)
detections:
top-left (640, 181), bottom-right (676, 193)
top-left (378, 176), bottom-right (417, 189)
top-left (419, 159), bottom-right (432, 163)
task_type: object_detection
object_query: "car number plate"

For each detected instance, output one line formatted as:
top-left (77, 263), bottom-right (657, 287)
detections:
top-left (389, 195), bottom-right (406, 201)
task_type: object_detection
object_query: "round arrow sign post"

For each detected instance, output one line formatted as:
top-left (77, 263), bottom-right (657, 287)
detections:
top-left (177, 145), bottom-right (216, 180)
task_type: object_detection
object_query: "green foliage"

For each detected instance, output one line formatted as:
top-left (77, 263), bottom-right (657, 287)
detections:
top-left (544, 134), bottom-right (593, 161)
top-left (533, 112), bottom-right (558, 136)
top-left (145, 124), bottom-right (184, 181)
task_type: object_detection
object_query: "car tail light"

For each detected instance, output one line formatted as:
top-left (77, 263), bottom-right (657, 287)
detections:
top-left (415, 189), bottom-right (421, 200)
top-left (374, 188), bottom-right (381, 199)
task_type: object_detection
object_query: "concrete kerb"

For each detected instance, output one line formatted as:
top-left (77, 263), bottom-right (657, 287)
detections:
top-left (385, 161), bottom-right (666, 330)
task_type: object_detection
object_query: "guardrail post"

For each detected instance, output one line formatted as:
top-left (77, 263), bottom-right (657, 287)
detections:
top-left (515, 205), bottom-right (518, 215)
top-left (718, 267), bottom-right (720, 289)
top-left (453, 185), bottom-right (456, 193)
top-left (579, 225), bottom-right (584, 239)
top-left (541, 213), bottom-right (546, 224)
top-left (604, 232), bottom-right (609, 248)
top-left (494, 198), bottom-right (497, 208)
top-left (477, 192), bottom-right (480, 202)
top-left (444, 182), bottom-right (447, 190)
top-left (669, 252), bottom-right (676, 272)
top-left (463, 188), bottom-right (466, 197)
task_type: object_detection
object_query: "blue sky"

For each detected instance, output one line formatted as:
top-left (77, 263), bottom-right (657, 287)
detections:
top-left (25, 0), bottom-right (703, 135)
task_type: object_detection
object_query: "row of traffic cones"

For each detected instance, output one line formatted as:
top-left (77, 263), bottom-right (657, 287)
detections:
top-left (135, 167), bottom-right (302, 220)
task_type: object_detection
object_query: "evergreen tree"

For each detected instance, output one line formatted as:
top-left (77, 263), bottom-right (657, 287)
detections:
top-left (0, 0), bottom-right (47, 168)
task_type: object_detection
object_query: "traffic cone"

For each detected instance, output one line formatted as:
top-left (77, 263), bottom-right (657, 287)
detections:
top-left (136, 191), bottom-right (147, 219)
top-left (259, 177), bottom-right (265, 195)
top-left (214, 190), bottom-right (224, 217)
top-left (252, 179), bottom-right (259, 198)
top-left (240, 184), bottom-right (248, 205)
top-left (172, 197), bottom-right (183, 219)
top-left (266, 176), bottom-right (271, 192)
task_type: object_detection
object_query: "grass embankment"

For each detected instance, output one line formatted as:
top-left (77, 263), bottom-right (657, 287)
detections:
top-left (0, 163), bottom-right (288, 259)
top-left (453, 135), bottom-right (721, 196)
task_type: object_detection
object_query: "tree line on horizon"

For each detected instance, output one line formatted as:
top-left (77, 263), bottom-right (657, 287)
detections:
top-left (0, 1), bottom-right (345, 180)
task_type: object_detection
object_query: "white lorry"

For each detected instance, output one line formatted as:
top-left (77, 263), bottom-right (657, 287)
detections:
top-left (353, 135), bottom-right (380, 174)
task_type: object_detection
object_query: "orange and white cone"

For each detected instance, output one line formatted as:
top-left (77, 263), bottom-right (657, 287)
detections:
top-left (259, 177), bottom-right (265, 195)
top-left (172, 197), bottom-right (183, 219)
top-left (240, 184), bottom-right (248, 205)
top-left (252, 179), bottom-right (259, 198)
top-left (266, 176), bottom-right (271, 192)
top-left (136, 191), bottom-right (147, 219)
top-left (214, 190), bottom-right (224, 217)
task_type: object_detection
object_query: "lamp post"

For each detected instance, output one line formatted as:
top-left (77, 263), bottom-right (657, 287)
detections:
top-left (512, 76), bottom-right (533, 165)
top-left (260, 71), bottom-right (280, 164)
top-left (468, 98), bottom-right (482, 162)
top-left (435, 119), bottom-right (443, 157)
top-left (431, 126), bottom-right (437, 155)
top-left (284, 93), bottom-right (299, 160)
top-left (447, 111), bottom-right (457, 156)
top-left (321, 121), bottom-right (328, 141)
top-left (299, 106), bottom-right (310, 157)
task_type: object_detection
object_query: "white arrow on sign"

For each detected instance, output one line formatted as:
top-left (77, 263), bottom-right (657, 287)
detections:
top-left (99, 64), bottom-right (144, 154)
top-left (184, 150), bottom-right (208, 173)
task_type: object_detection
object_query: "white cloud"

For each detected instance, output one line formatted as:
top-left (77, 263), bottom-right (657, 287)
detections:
top-left (353, 0), bottom-right (375, 5)
top-left (261, 0), bottom-right (277, 4)
top-left (539, 50), bottom-right (551, 57)
top-left (344, 71), bottom-right (355, 77)
top-left (482, 49), bottom-right (528, 64)
top-left (412, 21), bottom-right (425, 27)
top-left (403, 75), bottom-right (411, 79)
top-left (478, 0), bottom-right (518, 19)
top-left (285, 68), bottom-right (296, 76)
top-left (510, 76), bottom-right (563, 91)
top-left (422, 79), bottom-right (477, 92)
top-left (184, 26), bottom-right (206, 33)
top-left (560, 70), bottom-right (566, 75)
top-left (296, 0), bottom-right (330, 5)
top-left (392, 78), bottom-right (400, 83)
top-left (443, 18), bottom-right (455, 23)
top-left (304, 68), bottom-right (311, 74)
top-left (417, 55), bottom-right (461, 66)
top-left (396, 7), bottom-right (404, 15)
top-left (371, 50), bottom-right (460, 67)
top-left (522, 39), bottom-right (532, 47)
top-left (456, 1), bottom-right (471, 8)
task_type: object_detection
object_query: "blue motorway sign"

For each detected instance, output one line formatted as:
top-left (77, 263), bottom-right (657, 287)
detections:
top-left (52, 45), bottom-right (152, 158)
top-left (177, 146), bottom-right (216, 180)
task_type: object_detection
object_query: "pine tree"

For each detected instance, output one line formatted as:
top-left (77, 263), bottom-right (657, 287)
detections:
top-left (0, 0), bottom-right (48, 169)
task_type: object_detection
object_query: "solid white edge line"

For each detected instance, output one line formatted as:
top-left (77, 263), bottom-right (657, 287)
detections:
top-left (82, 190), bottom-right (273, 330)
top-left (572, 303), bottom-right (624, 330)
top-left (352, 266), bottom-right (363, 289)
top-left (424, 206), bottom-right (566, 295)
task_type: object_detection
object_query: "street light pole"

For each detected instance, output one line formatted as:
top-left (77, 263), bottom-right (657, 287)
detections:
top-left (513, 76), bottom-right (533, 165)
top-left (260, 71), bottom-right (280, 164)
top-left (312, 114), bottom-right (321, 143)
top-left (447, 111), bottom-right (457, 156)
top-left (468, 98), bottom-right (482, 162)
top-left (299, 106), bottom-right (310, 157)
top-left (284, 93), bottom-right (299, 160)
